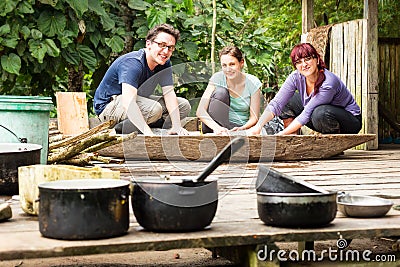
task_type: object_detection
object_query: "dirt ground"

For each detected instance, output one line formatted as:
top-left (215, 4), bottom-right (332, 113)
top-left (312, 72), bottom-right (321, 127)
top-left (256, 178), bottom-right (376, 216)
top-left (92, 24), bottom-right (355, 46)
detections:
top-left (1, 237), bottom-right (399, 267)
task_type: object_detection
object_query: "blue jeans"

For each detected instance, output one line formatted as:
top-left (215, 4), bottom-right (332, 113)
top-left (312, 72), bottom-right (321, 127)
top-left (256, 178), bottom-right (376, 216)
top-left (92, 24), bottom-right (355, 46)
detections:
top-left (280, 93), bottom-right (362, 134)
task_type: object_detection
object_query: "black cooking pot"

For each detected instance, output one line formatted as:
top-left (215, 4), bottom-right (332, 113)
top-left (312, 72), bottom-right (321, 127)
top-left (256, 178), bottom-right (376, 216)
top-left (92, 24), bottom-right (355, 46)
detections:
top-left (257, 191), bottom-right (337, 228)
top-left (38, 179), bottom-right (130, 240)
top-left (131, 178), bottom-right (218, 232)
top-left (131, 136), bottom-right (246, 232)
top-left (0, 143), bottom-right (42, 195)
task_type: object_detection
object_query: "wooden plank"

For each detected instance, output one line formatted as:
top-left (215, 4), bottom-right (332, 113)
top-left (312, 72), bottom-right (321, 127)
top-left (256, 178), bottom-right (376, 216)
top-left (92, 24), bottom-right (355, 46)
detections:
top-left (98, 134), bottom-right (376, 162)
top-left (56, 92), bottom-right (89, 135)
top-left (342, 21), bottom-right (349, 86)
top-left (364, 0), bottom-right (379, 149)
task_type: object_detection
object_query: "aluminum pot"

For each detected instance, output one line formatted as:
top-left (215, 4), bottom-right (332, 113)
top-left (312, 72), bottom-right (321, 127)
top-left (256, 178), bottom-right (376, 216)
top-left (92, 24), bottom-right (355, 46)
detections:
top-left (257, 191), bottom-right (337, 228)
top-left (131, 178), bottom-right (218, 232)
top-left (38, 179), bottom-right (130, 240)
top-left (0, 143), bottom-right (41, 195)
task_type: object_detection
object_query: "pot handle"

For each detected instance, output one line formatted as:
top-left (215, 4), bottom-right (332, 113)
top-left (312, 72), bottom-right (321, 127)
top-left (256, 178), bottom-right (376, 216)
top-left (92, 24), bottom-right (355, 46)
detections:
top-left (0, 124), bottom-right (27, 143)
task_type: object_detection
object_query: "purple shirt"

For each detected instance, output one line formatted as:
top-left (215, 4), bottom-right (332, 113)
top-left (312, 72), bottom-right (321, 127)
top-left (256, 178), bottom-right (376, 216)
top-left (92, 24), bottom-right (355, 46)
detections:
top-left (267, 69), bottom-right (361, 125)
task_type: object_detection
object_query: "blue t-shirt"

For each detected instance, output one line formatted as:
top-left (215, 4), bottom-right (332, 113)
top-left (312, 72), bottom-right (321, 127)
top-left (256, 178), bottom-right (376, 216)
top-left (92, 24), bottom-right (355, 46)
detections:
top-left (94, 49), bottom-right (173, 115)
top-left (210, 71), bottom-right (262, 126)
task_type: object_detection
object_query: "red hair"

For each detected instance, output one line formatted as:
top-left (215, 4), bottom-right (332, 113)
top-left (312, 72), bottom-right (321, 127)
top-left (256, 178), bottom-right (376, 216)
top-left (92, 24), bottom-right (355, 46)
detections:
top-left (290, 43), bottom-right (326, 94)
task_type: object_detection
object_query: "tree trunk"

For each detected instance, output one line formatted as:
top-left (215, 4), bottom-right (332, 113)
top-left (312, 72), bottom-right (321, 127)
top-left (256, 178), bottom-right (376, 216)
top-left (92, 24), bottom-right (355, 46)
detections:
top-left (68, 62), bottom-right (84, 92)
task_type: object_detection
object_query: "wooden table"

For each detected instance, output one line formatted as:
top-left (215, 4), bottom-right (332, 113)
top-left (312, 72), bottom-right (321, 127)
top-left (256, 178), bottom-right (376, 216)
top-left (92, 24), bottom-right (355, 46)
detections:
top-left (1, 145), bottom-right (400, 266)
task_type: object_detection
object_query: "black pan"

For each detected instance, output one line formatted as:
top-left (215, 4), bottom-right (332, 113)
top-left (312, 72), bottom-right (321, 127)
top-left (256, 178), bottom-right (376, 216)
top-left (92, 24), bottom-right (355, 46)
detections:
top-left (131, 136), bottom-right (246, 232)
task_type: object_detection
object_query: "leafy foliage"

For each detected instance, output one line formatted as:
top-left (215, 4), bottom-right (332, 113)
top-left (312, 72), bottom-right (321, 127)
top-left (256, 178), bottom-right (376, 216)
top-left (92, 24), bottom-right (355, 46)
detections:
top-left (0, 0), bottom-right (398, 116)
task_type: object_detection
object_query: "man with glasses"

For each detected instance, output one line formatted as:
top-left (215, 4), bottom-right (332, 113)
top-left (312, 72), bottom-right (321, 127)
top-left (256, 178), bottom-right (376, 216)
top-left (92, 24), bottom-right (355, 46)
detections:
top-left (94, 24), bottom-right (190, 135)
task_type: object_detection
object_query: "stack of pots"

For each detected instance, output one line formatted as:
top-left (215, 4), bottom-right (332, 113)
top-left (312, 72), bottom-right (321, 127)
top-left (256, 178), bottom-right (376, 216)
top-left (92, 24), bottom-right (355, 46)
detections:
top-left (256, 165), bottom-right (337, 228)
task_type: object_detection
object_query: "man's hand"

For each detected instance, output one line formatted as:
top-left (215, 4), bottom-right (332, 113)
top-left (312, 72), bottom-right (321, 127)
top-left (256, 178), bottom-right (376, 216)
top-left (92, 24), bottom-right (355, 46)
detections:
top-left (168, 126), bottom-right (189, 135)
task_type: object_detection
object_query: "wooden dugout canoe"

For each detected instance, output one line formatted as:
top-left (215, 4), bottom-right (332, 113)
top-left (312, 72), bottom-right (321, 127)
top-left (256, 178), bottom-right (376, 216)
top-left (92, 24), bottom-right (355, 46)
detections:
top-left (98, 134), bottom-right (376, 162)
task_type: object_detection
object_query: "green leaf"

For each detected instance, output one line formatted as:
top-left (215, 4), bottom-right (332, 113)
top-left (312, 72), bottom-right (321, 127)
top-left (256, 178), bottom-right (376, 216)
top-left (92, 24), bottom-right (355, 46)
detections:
top-left (61, 48), bottom-right (80, 65)
top-left (18, 1), bottom-right (34, 14)
top-left (37, 10), bottom-right (67, 37)
top-left (183, 0), bottom-right (194, 14)
top-left (65, 0), bottom-right (88, 18)
top-left (128, 0), bottom-right (151, 11)
top-left (31, 29), bottom-right (43, 40)
top-left (136, 26), bottom-right (149, 38)
top-left (183, 16), bottom-right (205, 28)
top-left (0, 0), bottom-right (18, 17)
top-left (89, 30), bottom-right (101, 47)
top-left (146, 8), bottom-right (167, 29)
top-left (98, 46), bottom-right (111, 59)
top-left (0, 24), bottom-right (10, 36)
top-left (58, 30), bottom-right (75, 48)
top-left (1, 53), bottom-right (21, 75)
top-left (2, 38), bottom-right (19, 48)
top-left (100, 14), bottom-right (115, 31)
top-left (28, 39), bottom-right (47, 63)
top-left (105, 36), bottom-right (124, 53)
top-left (20, 26), bottom-right (31, 40)
top-left (88, 0), bottom-right (105, 16)
top-left (38, 0), bottom-right (58, 7)
top-left (182, 41), bottom-right (197, 60)
top-left (45, 39), bottom-right (60, 57)
top-left (77, 45), bottom-right (97, 71)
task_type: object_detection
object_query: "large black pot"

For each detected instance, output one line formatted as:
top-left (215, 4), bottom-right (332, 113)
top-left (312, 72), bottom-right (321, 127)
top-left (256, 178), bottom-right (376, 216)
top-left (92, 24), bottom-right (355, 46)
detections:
top-left (131, 178), bottom-right (218, 232)
top-left (131, 137), bottom-right (246, 232)
top-left (257, 191), bottom-right (337, 228)
top-left (38, 179), bottom-right (130, 240)
top-left (0, 143), bottom-right (41, 195)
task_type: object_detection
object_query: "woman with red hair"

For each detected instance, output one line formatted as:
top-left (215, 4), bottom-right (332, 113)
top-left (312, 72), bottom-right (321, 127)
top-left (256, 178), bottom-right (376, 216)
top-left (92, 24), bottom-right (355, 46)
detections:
top-left (247, 43), bottom-right (361, 135)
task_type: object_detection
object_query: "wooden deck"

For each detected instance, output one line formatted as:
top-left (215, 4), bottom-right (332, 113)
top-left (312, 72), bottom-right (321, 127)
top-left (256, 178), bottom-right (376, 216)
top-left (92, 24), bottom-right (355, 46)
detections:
top-left (1, 144), bottom-right (400, 265)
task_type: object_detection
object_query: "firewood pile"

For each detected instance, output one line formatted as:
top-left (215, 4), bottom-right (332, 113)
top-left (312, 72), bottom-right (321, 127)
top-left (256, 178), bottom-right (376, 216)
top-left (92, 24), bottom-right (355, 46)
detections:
top-left (48, 120), bottom-right (137, 166)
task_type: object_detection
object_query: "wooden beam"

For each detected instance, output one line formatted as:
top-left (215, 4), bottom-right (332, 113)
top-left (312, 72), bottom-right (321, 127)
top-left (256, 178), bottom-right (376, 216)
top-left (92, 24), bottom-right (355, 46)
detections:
top-left (302, 0), bottom-right (314, 34)
top-left (364, 0), bottom-right (379, 149)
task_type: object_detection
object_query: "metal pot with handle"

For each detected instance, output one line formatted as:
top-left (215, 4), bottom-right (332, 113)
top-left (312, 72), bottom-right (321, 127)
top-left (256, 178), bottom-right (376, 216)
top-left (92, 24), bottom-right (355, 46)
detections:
top-left (131, 136), bottom-right (246, 232)
top-left (38, 179), bottom-right (130, 240)
top-left (0, 143), bottom-right (41, 195)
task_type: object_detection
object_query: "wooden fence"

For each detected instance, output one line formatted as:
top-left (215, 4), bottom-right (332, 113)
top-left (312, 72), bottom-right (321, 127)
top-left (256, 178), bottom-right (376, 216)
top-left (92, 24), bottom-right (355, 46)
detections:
top-left (378, 38), bottom-right (400, 143)
top-left (329, 19), bottom-right (376, 149)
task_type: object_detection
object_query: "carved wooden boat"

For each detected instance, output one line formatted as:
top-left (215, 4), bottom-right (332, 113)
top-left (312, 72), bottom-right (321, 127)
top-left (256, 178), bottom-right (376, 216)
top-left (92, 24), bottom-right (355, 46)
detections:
top-left (98, 134), bottom-right (376, 162)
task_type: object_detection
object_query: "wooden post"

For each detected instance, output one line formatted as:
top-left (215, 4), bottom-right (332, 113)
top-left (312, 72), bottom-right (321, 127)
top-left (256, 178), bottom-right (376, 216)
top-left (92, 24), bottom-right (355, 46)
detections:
top-left (56, 92), bottom-right (89, 136)
top-left (364, 0), bottom-right (379, 149)
top-left (302, 0), bottom-right (314, 34)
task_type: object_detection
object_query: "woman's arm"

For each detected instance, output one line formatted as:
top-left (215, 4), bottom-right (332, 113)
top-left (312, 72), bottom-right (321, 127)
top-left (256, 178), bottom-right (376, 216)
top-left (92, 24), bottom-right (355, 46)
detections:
top-left (196, 83), bottom-right (229, 134)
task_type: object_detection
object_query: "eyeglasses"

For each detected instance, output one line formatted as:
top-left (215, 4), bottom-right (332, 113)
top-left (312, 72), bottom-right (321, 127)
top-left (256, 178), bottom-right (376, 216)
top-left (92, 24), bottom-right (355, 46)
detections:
top-left (152, 40), bottom-right (175, 52)
top-left (294, 56), bottom-right (314, 66)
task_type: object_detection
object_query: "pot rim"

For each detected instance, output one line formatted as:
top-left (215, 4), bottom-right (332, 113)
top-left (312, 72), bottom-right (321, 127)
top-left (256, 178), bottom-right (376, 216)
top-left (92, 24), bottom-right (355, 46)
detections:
top-left (130, 176), bottom-right (218, 184)
top-left (0, 143), bottom-right (42, 153)
top-left (337, 194), bottom-right (394, 207)
top-left (257, 191), bottom-right (336, 197)
top-left (38, 179), bottom-right (129, 190)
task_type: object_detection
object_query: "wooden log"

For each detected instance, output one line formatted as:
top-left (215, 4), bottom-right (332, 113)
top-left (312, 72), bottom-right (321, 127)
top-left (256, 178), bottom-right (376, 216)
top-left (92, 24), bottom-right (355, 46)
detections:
top-left (98, 134), bottom-right (376, 162)
top-left (48, 129), bottom-right (116, 164)
top-left (49, 120), bottom-right (114, 151)
top-left (82, 131), bottom-right (137, 153)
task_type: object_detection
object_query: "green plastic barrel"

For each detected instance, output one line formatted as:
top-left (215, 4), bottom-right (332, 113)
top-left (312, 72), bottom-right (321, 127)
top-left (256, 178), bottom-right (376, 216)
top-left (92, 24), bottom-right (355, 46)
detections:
top-left (0, 96), bottom-right (54, 164)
